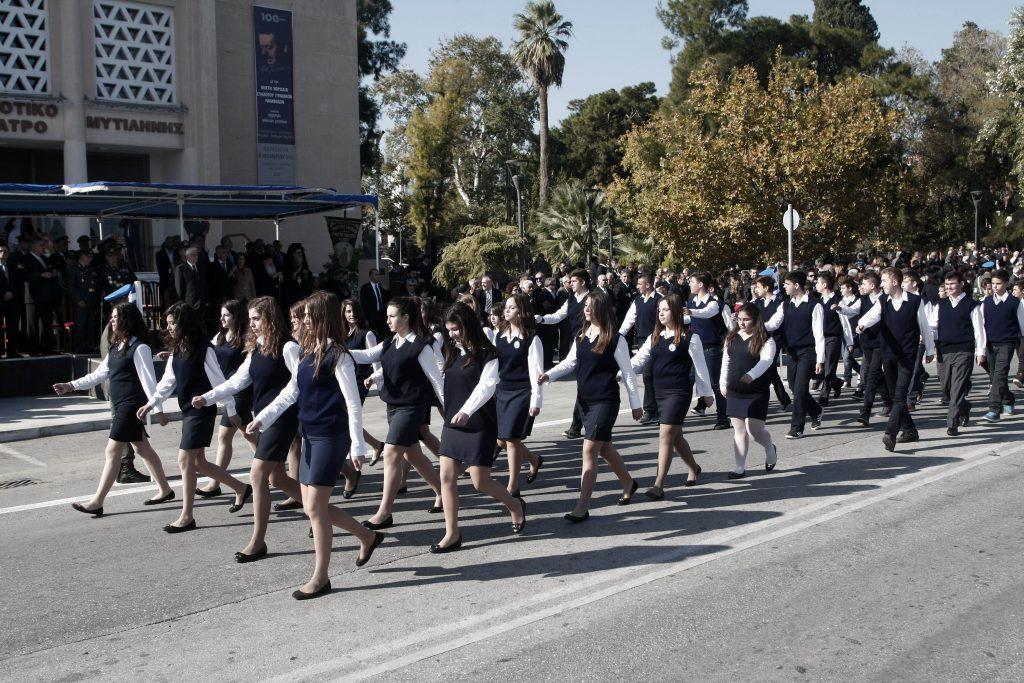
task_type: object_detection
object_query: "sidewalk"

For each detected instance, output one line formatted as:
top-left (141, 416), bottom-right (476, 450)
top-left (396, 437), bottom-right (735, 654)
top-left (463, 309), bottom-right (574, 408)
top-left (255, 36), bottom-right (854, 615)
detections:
top-left (0, 394), bottom-right (182, 443)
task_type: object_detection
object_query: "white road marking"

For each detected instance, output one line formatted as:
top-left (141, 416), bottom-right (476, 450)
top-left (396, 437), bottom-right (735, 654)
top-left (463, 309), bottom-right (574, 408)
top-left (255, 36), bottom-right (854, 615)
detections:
top-left (271, 442), bottom-right (1023, 682)
top-left (0, 442), bottom-right (47, 468)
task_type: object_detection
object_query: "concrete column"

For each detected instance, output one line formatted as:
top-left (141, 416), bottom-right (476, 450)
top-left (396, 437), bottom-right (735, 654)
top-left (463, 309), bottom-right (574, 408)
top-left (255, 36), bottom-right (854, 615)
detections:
top-left (60, 0), bottom-right (89, 241)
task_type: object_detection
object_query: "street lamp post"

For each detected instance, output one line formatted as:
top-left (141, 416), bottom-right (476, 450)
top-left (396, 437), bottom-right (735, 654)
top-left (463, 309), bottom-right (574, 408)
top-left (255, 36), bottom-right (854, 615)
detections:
top-left (585, 187), bottom-right (599, 267)
top-left (511, 173), bottom-right (526, 272)
top-left (971, 190), bottom-right (983, 247)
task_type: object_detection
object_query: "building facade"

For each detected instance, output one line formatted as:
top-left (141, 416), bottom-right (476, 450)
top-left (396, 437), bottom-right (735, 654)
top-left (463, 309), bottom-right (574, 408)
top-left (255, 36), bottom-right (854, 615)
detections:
top-left (0, 0), bottom-right (360, 270)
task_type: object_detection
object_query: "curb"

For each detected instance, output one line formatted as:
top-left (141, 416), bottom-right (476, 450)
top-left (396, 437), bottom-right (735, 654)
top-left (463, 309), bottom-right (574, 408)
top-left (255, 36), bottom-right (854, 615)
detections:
top-left (0, 412), bottom-right (184, 444)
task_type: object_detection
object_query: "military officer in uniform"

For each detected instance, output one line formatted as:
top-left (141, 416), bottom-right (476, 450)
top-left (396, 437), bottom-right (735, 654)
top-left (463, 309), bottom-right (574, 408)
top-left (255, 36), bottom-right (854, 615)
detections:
top-left (66, 250), bottom-right (100, 353)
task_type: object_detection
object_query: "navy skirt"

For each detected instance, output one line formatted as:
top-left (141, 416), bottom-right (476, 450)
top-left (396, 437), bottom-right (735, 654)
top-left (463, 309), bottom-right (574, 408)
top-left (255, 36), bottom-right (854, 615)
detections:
top-left (180, 405), bottom-right (217, 449)
top-left (220, 391), bottom-right (253, 428)
top-left (496, 385), bottom-right (533, 440)
top-left (440, 422), bottom-right (499, 467)
top-left (254, 409), bottom-right (299, 462)
top-left (386, 404), bottom-right (430, 447)
top-left (580, 399), bottom-right (619, 442)
top-left (300, 432), bottom-right (351, 486)
top-left (109, 402), bottom-right (147, 443)
top-left (726, 390), bottom-right (769, 421)
top-left (657, 391), bottom-right (693, 426)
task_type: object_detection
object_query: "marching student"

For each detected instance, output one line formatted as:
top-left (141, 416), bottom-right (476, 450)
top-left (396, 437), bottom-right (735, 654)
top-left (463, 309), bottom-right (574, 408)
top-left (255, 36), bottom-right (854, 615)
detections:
top-left (839, 272), bottom-right (892, 424)
top-left (618, 273), bottom-right (662, 424)
top-left (247, 291), bottom-right (384, 599)
top-left (763, 271), bottom-right (825, 439)
top-left (536, 268), bottom-right (591, 439)
top-left (539, 290), bottom-right (643, 522)
top-left (721, 303), bottom-right (779, 477)
top-left (432, 303), bottom-right (527, 552)
top-left (138, 302), bottom-right (252, 533)
top-left (53, 302), bottom-right (175, 516)
top-left (341, 298), bottom-right (385, 473)
top-left (926, 271), bottom-right (984, 435)
top-left (814, 272), bottom-right (847, 406)
top-left (855, 268), bottom-right (935, 452)
top-left (196, 299), bottom-right (257, 498)
top-left (902, 272), bottom-right (928, 409)
top-left (629, 294), bottom-right (714, 499)
top-left (495, 292), bottom-right (544, 496)
top-left (836, 276), bottom-right (862, 393)
top-left (350, 296), bottom-right (446, 529)
top-left (751, 275), bottom-right (792, 410)
top-left (978, 268), bottom-right (1024, 422)
top-left (685, 272), bottom-right (731, 430)
top-left (193, 295), bottom-right (302, 561)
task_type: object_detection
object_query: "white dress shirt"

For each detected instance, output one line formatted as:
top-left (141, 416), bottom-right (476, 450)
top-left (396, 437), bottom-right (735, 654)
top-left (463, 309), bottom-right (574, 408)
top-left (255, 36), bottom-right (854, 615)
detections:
top-left (147, 346), bottom-right (236, 416)
top-left (545, 328), bottom-right (642, 410)
top-left (720, 334), bottom-right (778, 394)
top-left (630, 330), bottom-right (714, 398)
top-left (202, 338), bottom-right (301, 405)
top-left (763, 293), bottom-right (826, 363)
top-left (351, 332), bottom-right (445, 408)
top-left (857, 293), bottom-right (935, 356)
top-left (925, 293), bottom-right (986, 356)
top-left (71, 337), bottom-right (162, 416)
top-left (253, 341), bottom-right (368, 460)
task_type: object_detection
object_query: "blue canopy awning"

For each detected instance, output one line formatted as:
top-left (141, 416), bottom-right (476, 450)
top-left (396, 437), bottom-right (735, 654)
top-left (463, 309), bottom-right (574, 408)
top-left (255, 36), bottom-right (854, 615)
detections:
top-left (0, 181), bottom-right (377, 220)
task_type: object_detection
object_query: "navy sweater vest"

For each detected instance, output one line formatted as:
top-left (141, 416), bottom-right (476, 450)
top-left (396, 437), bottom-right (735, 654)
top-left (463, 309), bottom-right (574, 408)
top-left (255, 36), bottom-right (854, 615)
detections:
top-left (688, 296), bottom-right (727, 346)
top-left (379, 335), bottom-right (433, 406)
top-left (577, 333), bottom-right (621, 403)
top-left (443, 350), bottom-right (498, 432)
top-left (296, 346), bottom-right (348, 436)
top-left (782, 299), bottom-right (816, 350)
top-left (249, 342), bottom-right (294, 414)
top-left (171, 343), bottom-right (212, 410)
top-left (983, 295), bottom-right (1021, 345)
top-left (107, 339), bottom-right (147, 409)
top-left (936, 297), bottom-right (976, 352)
top-left (496, 333), bottom-right (533, 389)
top-left (650, 333), bottom-right (693, 396)
top-left (634, 293), bottom-right (661, 339)
top-left (878, 293), bottom-right (922, 362)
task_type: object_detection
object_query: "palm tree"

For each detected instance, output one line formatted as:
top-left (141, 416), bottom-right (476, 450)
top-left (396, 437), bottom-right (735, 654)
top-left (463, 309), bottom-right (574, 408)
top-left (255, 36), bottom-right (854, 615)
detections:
top-left (512, 1), bottom-right (573, 207)
top-left (533, 180), bottom-right (606, 266)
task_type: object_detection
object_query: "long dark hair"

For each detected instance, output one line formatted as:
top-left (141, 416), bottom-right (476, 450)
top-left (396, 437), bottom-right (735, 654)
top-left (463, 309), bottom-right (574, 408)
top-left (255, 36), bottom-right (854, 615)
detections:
top-left (652, 293), bottom-right (687, 348)
top-left (215, 299), bottom-right (246, 349)
top-left (443, 302), bottom-right (496, 369)
top-left (108, 302), bottom-right (148, 349)
top-left (498, 292), bottom-right (536, 337)
top-left (388, 296), bottom-right (428, 340)
top-left (340, 298), bottom-right (367, 339)
top-left (289, 299), bottom-right (307, 348)
top-left (163, 302), bottom-right (205, 357)
top-left (245, 296), bottom-right (285, 358)
top-left (725, 302), bottom-right (767, 356)
top-left (302, 291), bottom-right (351, 376)
top-left (579, 290), bottom-right (617, 354)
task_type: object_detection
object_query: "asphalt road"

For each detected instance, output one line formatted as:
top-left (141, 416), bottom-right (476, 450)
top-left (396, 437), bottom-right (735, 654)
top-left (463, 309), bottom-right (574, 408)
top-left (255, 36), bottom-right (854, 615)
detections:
top-left (0, 368), bottom-right (1022, 682)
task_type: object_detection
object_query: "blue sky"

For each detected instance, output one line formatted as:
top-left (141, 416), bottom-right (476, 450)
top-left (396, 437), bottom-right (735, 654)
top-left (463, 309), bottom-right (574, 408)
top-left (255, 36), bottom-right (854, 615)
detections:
top-left (382, 0), bottom-right (1016, 127)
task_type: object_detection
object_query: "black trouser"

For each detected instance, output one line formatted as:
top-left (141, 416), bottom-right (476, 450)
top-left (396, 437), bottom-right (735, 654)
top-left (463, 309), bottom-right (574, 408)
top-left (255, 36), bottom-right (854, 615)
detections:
top-left (818, 336), bottom-right (843, 406)
top-left (1016, 337), bottom-right (1024, 381)
top-left (786, 346), bottom-right (820, 430)
top-left (937, 347), bottom-right (972, 429)
top-left (642, 364), bottom-right (658, 417)
top-left (766, 343), bottom-right (790, 406)
top-left (72, 300), bottom-right (98, 353)
top-left (538, 328), bottom-right (557, 370)
top-left (842, 344), bottom-right (861, 384)
top-left (987, 342), bottom-right (1016, 413)
top-left (908, 343), bottom-right (926, 400)
top-left (882, 357), bottom-right (916, 437)
top-left (700, 343), bottom-right (727, 425)
top-left (859, 346), bottom-right (891, 419)
top-left (28, 301), bottom-right (55, 352)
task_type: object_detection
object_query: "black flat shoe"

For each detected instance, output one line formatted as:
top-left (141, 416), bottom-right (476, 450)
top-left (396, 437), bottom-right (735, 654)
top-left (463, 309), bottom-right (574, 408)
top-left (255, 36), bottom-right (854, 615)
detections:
top-left (511, 498), bottom-right (526, 535)
top-left (342, 471), bottom-right (362, 499)
top-left (644, 487), bottom-right (664, 501)
top-left (361, 515), bottom-right (393, 530)
top-left (564, 510), bottom-right (590, 523)
top-left (684, 464), bottom-right (702, 487)
top-left (228, 484), bottom-right (253, 513)
top-left (765, 445), bottom-right (778, 472)
top-left (509, 489), bottom-right (522, 499)
top-left (163, 519), bottom-right (197, 534)
top-left (71, 502), bottom-right (103, 517)
top-left (395, 486), bottom-right (408, 496)
top-left (234, 543), bottom-right (268, 563)
top-left (369, 446), bottom-right (383, 467)
top-left (273, 500), bottom-right (303, 512)
top-left (292, 580), bottom-right (331, 600)
top-left (882, 434), bottom-right (896, 452)
top-left (526, 455), bottom-right (545, 484)
top-left (617, 479), bottom-right (639, 505)
top-left (356, 531), bottom-right (386, 566)
top-left (427, 504), bottom-right (444, 514)
top-left (194, 486), bottom-right (222, 498)
top-left (143, 490), bottom-right (175, 506)
top-left (308, 526), bottom-right (313, 539)
top-left (429, 534), bottom-right (462, 553)
top-left (728, 471), bottom-right (747, 479)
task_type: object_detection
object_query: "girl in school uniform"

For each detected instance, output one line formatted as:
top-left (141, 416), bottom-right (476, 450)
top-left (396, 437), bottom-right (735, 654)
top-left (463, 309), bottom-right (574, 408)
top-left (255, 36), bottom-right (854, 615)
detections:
top-left (629, 293), bottom-right (715, 499)
top-left (340, 298), bottom-right (384, 481)
top-left (721, 303), bottom-right (779, 477)
top-left (350, 296), bottom-right (446, 529)
top-left (138, 302), bottom-right (252, 533)
top-left (248, 291), bottom-right (384, 599)
top-left (54, 303), bottom-right (175, 516)
top-left (432, 303), bottom-right (526, 552)
top-left (539, 290), bottom-right (643, 522)
top-left (193, 296), bottom-right (303, 561)
top-left (495, 293), bottom-right (544, 496)
top-left (196, 299), bottom-right (257, 498)
top-left (270, 300), bottom-right (309, 511)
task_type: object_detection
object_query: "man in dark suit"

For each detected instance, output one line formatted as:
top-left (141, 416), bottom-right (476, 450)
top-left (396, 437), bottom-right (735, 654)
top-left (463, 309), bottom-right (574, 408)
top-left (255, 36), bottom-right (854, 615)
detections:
top-left (528, 275), bottom-right (558, 369)
top-left (24, 239), bottom-right (59, 354)
top-left (175, 245), bottom-right (207, 316)
top-left (155, 235), bottom-right (179, 305)
top-left (473, 274), bottom-right (501, 324)
top-left (0, 243), bottom-right (19, 357)
top-left (359, 268), bottom-right (389, 338)
top-left (207, 244), bottom-right (235, 306)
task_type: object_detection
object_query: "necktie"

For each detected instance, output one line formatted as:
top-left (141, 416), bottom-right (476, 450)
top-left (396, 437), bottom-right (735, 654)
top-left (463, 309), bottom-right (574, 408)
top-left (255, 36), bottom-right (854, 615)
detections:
top-left (373, 283), bottom-right (382, 310)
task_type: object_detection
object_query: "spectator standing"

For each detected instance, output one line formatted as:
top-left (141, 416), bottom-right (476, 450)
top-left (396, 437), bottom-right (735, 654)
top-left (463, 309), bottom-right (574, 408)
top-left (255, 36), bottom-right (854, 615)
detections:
top-left (66, 249), bottom-right (100, 353)
top-left (280, 242), bottom-right (314, 310)
top-left (0, 243), bottom-right (19, 357)
top-left (359, 268), bottom-right (389, 339)
top-left (231, 253), bottom-right (256, 304)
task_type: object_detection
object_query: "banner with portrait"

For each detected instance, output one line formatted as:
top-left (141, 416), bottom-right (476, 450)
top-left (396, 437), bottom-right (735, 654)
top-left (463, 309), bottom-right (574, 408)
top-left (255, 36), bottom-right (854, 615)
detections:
top-left (253, 6), bottom-right (296, 183)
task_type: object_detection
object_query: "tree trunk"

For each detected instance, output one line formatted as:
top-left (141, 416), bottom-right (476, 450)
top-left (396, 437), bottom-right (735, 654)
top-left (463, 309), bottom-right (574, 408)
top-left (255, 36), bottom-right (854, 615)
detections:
top-left (538, 84), bottom-right (549, 207)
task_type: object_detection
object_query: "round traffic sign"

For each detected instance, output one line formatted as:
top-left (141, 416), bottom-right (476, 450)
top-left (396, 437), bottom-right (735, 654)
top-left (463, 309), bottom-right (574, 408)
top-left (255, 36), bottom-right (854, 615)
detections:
top-left (783, 207), bottom-right (801, 231)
